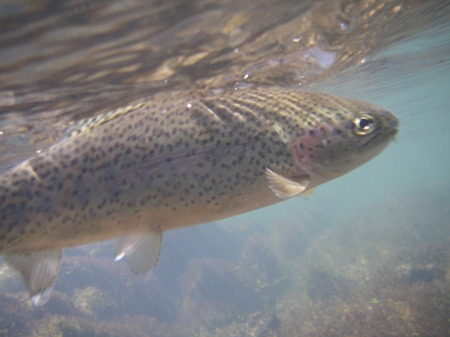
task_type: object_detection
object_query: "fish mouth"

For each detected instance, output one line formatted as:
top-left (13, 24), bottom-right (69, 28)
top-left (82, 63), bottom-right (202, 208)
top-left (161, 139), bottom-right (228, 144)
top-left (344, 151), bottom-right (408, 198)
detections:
top-left (390, 128), bottom-right (399, 141)
top-left (382, 112), bottom-right (399, 138)
top-left (365, 126), bottom-right (398, 148)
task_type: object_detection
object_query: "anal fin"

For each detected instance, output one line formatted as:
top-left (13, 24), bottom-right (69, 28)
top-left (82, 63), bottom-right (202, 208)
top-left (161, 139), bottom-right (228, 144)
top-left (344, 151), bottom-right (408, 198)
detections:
top-left (4, 249), bottom-right (61, 306)
top-left (115, 232), bottom-right (162, 276)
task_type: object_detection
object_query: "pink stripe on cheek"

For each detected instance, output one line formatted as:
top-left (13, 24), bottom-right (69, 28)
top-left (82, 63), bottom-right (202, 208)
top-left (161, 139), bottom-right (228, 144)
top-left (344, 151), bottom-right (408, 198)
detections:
top-left (290, 124), bottom-right (335, 169)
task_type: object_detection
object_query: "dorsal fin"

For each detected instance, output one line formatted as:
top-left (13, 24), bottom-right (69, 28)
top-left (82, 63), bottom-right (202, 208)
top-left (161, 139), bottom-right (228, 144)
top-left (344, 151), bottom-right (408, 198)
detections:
top-left (64, 102), bottom-right (145, 138)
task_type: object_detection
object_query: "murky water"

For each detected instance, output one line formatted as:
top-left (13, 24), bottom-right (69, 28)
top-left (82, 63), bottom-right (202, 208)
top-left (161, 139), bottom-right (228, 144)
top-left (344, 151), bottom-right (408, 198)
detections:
top-left (0, 0), bottom-right (449, 336)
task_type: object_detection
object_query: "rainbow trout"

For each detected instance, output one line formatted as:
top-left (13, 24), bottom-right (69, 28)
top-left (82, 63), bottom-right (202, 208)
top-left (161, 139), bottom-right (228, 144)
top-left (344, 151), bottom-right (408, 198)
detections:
top-left (0, 88), bottom-right (398, 304)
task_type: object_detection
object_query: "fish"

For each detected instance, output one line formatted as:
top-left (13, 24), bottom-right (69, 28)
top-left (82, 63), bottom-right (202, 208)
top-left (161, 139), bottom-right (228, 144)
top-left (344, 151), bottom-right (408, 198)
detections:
top-left (0, 88), bottom-right (398, 305)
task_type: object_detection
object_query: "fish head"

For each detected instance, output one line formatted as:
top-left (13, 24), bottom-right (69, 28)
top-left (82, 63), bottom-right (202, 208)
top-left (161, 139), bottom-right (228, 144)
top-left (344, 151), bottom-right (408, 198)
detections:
top-left (289, 93), bottom-right (398, 187)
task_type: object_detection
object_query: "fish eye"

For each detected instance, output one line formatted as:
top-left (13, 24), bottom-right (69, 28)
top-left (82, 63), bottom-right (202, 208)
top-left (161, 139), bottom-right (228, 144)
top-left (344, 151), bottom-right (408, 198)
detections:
top-left (352, 113), bottom-right (376, 136)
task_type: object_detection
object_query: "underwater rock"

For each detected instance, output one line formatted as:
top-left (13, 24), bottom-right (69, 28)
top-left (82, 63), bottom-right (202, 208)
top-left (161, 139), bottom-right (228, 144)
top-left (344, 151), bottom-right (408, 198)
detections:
top-left (273, 189), bottom-right (450, 337)
top-left (72, 286), bottom-right (118, 318)
top-left (59, 254), bottom-right (177, 322)
top-left (305, 269), bottom-right (345, 301)
top-left (30, 314), bottom-right (159, 337)
top-left (407, 265), bottom-right (446, 284)
top-left (176, 256), bottom-right (274, 335)
top-left (205, 311), bottom-right (280, 337)
top-left (0, 292), bottom-right (35, 337)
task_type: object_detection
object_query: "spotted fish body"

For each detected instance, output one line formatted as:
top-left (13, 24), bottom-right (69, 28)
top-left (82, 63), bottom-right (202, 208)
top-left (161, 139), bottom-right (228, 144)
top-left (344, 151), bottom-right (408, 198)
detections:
top-left (0, 88), bottom-right (398, 304)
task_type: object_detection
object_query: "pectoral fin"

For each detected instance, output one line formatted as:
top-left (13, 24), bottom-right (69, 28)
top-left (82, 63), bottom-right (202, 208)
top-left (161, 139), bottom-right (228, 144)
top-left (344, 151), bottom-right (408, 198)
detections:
top-left (115, 232), bottom-right (162, 275)
top-left (4, 249), bottom-right (61, 306)
top-left (265, 167), bottom-right (309, 199)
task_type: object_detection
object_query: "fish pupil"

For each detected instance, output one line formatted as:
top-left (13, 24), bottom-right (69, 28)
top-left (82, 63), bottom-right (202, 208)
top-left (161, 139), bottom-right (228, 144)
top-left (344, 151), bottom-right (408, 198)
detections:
top-left (359, 117), bottom-right (373, 129)
top-left (353, 114), bottom-right (376, 135)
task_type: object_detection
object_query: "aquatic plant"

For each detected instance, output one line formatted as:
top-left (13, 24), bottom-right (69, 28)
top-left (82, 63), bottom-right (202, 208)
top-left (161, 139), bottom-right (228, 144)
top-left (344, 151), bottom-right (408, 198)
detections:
top-left (0, 293), bottom-right (34, 337)
top-left (274, 189), bottom-right (450, 337)
top-left (177, 258), bottom-right (250, 329)
top-left (278, 247), bottom-right (450, 337)
top-left (29, 314), bottom-right (163, 337)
